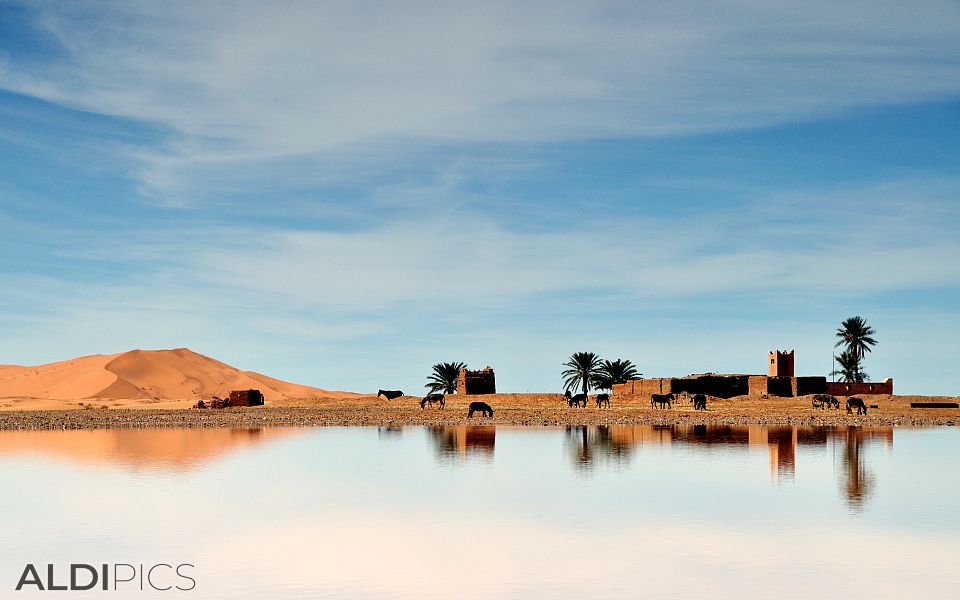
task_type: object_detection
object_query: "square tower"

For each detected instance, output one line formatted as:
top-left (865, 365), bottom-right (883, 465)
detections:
top-left (768, 350), bottom-right (794, 377)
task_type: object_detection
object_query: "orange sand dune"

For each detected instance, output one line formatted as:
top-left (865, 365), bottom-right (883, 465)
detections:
top-left (0, 348), bottom-right (359, 404)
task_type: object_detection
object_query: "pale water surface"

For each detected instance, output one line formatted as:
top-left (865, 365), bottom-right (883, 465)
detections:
top-left (0, 425), bottom-right (957, 599)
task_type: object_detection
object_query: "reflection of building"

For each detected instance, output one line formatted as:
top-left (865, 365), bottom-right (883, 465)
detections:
top-left (456, 367), bottom-right (496, 395)
top-left (564, 424), bottom-right (892, 497)
top-left (428, 426), bottom-right (495, 458)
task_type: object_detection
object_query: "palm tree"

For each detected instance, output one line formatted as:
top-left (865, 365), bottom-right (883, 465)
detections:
top-left (592, 358), bottom-right (640, 390)
top-left (831, 351), bottom-right (867, 383)
top-left (835, 316), bottom-right (878, 381)
top-left (562, 352), bottom-right (603, 396)
top-left (426, 361), bottom-right (466, 394)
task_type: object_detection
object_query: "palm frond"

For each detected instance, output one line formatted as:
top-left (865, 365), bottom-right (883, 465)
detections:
top-left (425, 361), bottom-right (467, 394)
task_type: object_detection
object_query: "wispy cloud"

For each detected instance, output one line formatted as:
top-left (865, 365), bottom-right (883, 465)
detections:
top-left (2, 1), bottom-right (959, 195)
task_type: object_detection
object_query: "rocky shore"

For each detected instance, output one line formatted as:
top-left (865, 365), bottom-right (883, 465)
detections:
top-left (0, 392), bottom-right (957, 430)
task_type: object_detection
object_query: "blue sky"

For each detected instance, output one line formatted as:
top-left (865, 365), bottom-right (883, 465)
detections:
top-left (1, 1), bottom-right (959, 394)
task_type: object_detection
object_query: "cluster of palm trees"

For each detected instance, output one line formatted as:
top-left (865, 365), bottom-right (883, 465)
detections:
top-left (832, 316), bottom-right (878, 383)
top-left (562, 352), bottom-right (639, 395)
top-left (425, 354), bottom-right (640, 397)
top-left (426, 317), bottom-right (875, 394)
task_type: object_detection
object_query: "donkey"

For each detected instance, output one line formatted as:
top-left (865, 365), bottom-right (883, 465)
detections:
top-left (564, 390), bottom-right (587, 408)
top-left (596, 393), bottom-right (611, 408)
top-left (378, 389), bottom-right (404, 400)
top-left (468, 401), bottom-right (494, 418)
top-left (420, 393), bottom-right (445, 410)
top-left (693, 394), bottom-right (707, 411)
top-left (651, 393), bottom-right (673, 409)
top-left (813, 394), bottom-right (839, 410)
top-left (846, 397), bottom-right (868, 415)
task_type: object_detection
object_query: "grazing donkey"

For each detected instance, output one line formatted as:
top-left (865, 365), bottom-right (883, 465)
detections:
top-left (420, 393), bottom-right (445, 410)
top-left (468, 401), bottom-right (494, 418)
top-left (564, 390), bottom-right (587, 408)
top-left (693, 394), bottom-right (707, 411)
top-left (812, 394), bottom-right (838, 409)
top-left (378, 389), bottom-right (404, 400)
top-left (846, 397), bottom-right (868, 415)
top-left (651, 393), bottom-right (673, 409)
top-left (596, 393), bottom-right (611, 408)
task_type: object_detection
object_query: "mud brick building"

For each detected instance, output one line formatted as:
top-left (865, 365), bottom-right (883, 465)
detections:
top-left (456, 367), bottom-right (496, 395)
top-left (228, 389), bottom-right (265, 407)
top-left (611, 351), bottom-right (892, 400)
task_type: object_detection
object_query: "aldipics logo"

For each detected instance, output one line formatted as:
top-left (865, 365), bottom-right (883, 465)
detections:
top-left (15, 564), bottom-right (196, 592)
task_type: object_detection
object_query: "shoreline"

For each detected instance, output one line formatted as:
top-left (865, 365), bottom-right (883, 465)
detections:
top-left (0, 405), bottom-right (956, 430)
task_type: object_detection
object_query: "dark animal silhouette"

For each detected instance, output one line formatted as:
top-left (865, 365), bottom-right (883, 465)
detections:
top-left (420, 393), bottom-right (445, 410)
top-left (596, 393), bottom-right (610, 408)
top-left (846, 397), bottom-right (867, 415)
top-left (812, 394), bottom-right (839, 410)
top-left (651, 393), bottom-right (673, 409)
top-left (564, 390), bottom-right (587, 408)
top-left (468, 401), bottom-right (494, 418)
top-left (693, 394), bottom-right (707, 411)
top-left (378, 389), bottom-right (404, 400)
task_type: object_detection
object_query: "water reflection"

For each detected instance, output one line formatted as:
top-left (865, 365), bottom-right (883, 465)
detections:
top-left (564, 426), bottom-right (634, 469)
top-left (837, 427), bottom-right (890, 510)
top-left (561, 424), bottom-right (892, 508)
top-left (428, 426), bottom-right (495, 459)
top-left (377, 426), bottom-right (404, 440)
top-left (0, 427), bottom-right (297, 471)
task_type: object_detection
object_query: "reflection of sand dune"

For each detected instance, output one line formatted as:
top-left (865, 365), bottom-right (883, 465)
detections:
top-left (0, 348), bottom-right (358, 403)
top-left (0, 428), bottom-right (300, 471)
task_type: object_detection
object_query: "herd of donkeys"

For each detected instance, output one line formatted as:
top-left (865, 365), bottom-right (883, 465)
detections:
top-left (377, 389), bottom-right (872, 417)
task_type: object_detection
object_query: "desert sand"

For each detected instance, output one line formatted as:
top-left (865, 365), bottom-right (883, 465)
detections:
top-left (0, 350), bottom-right (956, 429)
top-left (0, 348), bottom-right (359, 410)
top-left (0, 392), bottom-right (956, 430)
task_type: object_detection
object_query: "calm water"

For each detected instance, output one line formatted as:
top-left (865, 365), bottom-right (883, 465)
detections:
top-left (0, 425), bottom-right (958, 598)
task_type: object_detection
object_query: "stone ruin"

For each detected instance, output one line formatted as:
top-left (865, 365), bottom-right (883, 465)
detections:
top-left (456, 367), bottom-right (496, 395)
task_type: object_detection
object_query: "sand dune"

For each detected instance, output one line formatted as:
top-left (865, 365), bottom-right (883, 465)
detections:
top-left (0, 348), bottom-right (359, 404)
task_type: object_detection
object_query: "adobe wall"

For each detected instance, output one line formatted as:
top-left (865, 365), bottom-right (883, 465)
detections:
top-left (457, 367), bottom-right (496, 395)
top-left (795, 376), bottom-right (827, 396)
top-left (671, 375), bottom-right (749, 398)
top-left (768, 350), bottom-right (795, 378)
top-left (748, 376), bottom-right (769, 396)
top-left (825, 378), bottom-right (893, 396)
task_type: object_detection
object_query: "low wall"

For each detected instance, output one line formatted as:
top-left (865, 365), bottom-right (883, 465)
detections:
top-left (795, 376), bottom-right (827, 396)
top-left (825, 378), bottom-right (893, 396)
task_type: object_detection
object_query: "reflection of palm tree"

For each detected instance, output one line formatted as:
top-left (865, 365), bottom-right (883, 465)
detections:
top-left (426, 362), bottom-right (466, 394)
top-left (564, 426), bottom-right (634, 470)
top-left (838, 428), bottom-right (875, 510)
top-left (831, 350), bottom-right (868, 383)
top-left (592, 359), bottom-right (640, 391)
top-left (562, 352), bottom-right (602, 395)
top-left (427, 426), bottom-right (457, 457)
top-left (835, 316), bottom-right (877, 382)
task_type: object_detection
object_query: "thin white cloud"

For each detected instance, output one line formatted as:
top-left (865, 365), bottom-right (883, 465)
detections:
top-left (2, 1), bottom-right (959, 194)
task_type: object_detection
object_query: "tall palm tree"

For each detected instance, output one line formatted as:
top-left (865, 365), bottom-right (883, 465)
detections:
top-left (592, 358), bottom-right (640, 390)
top-left (831, 351), bottom-right (867, 383)
top-left (426, 361), bottom-right (466, 394)
top-left (562, 352), bottom-right (603, 396)
top-left (835, 316), bottom-right (878, 381)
